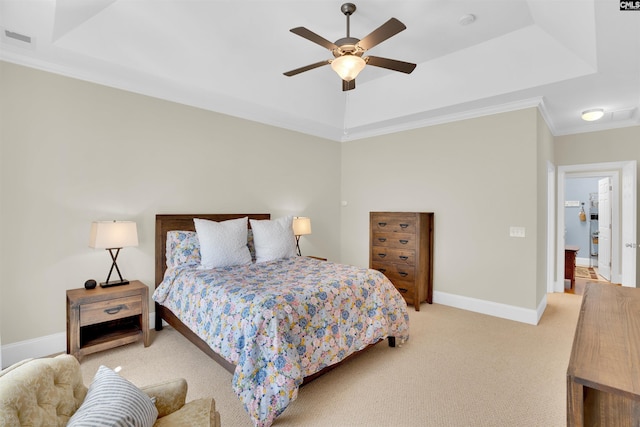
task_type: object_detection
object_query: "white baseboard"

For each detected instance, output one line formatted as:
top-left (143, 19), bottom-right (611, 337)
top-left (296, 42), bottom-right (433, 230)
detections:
top-left (433, 291), bottom-right (546, 325)
top-left (576, 257), bottom-right (594, 267)
top-left (1, 312), bottom-right (158, 369)
top-left (2, 332), bottom-right (67, 369)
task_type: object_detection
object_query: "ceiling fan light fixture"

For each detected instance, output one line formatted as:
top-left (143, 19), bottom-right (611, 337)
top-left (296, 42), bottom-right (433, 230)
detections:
top-left (331, 54), bottom-right (366, 81)
top-left (581, 108), bottom-right (604, 121)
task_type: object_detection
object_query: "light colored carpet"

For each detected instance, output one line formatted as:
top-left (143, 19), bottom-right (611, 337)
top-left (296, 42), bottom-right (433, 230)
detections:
top-left (79, 292), bottom-right (582, 426)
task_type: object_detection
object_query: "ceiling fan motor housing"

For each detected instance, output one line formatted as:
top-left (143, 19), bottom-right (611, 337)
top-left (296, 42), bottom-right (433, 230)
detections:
top-left (333, 37), bottom-right (363, 57)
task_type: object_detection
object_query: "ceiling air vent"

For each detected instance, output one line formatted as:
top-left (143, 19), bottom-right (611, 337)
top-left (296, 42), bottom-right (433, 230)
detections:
top-left (611, 108), bottom-right (636, 121)
top-left (2, 28), bottom-right (35, 49)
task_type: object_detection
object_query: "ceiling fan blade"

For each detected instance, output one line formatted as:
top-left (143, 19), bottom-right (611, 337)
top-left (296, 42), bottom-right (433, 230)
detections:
top-left (357, 18), bottom-right (406, 51)
top-left (366, 56), bottom-right (416, 74)
top-left (342, 79), bottom-right (356, 91)
top-left (283, 60), bottom-right (331, 77)
top-left (290, 27), bottom-right (339, 51)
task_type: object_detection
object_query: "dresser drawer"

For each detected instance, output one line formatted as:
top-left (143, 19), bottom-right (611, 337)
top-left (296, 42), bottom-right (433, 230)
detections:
top-left (371, 247), bottom-right (415, 265)
top-left (372, 232), bottom-right (415, 249)
top-left (372, 262), bottom-right (415, 282)
top-left (80, 296), bottom-right (142, 326)
top-left (392, 280), bottom-right (416, 302)
top-left (371, 215), bottom-right (416, 233)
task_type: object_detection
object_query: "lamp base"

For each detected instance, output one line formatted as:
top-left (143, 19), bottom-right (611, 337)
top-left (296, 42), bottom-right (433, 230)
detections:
top-left (100, 279), bottom-right (130, 288)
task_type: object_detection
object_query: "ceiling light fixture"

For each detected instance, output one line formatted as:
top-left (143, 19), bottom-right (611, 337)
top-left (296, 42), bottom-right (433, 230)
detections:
top-left (331, 54), bottom-right (366, 81)
top-left (581, 108), bottom-right (604, 121)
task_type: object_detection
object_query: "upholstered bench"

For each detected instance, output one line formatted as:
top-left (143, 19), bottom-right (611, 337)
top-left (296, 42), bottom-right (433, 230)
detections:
top-left (0, 354), bottom-right (221, 426)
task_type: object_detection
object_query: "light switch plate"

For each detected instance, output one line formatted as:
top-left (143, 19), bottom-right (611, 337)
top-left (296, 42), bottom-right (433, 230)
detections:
top-left (510, 226), bottom-right (526, 238)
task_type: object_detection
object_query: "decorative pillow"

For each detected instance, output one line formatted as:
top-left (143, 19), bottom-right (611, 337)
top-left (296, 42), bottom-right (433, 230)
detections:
top-left (166, 230), bottom-right (201, 268)
top-left (194, 217), bottom-right (252, 269)
top-left (67, 365), bottom-right (158, 427)
top-left (249, 216), bottom-right (297, 263)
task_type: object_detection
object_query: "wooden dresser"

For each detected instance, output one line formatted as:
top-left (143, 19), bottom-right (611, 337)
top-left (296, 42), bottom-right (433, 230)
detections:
top-left (369, 212), bottom-right (434, 311)
top-left (564, 245), bottom-right (579, 291)
top-left (567, 283), bottom-right (640, 426)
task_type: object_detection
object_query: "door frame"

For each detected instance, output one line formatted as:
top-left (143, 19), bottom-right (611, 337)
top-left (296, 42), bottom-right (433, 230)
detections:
top-left (556, 161), bottom-right (635, 291)
top-left (547, 161), bottom-right (556, 293)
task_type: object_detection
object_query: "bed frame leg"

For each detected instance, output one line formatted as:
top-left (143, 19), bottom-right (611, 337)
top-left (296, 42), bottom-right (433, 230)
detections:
top-left (155, 303), bottom-right (163, 331)
top-left (388, 337), bottom-right (396, 347)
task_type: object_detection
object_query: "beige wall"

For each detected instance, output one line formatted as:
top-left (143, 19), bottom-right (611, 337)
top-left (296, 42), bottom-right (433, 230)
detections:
top-left (340, 108), bottom-right (543, 310)
top-left (0, 61), bottom-right (341, 345)
top-left (555, 126), bottom-right (640, 166)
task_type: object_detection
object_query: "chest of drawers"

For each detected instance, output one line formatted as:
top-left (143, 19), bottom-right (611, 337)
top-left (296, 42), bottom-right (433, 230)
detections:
top-left (370, 212), bottom-right (434, 311)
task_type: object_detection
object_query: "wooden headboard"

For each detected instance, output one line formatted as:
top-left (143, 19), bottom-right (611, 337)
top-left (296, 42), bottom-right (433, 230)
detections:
top-left (155, 213), bottom-right (270, 287)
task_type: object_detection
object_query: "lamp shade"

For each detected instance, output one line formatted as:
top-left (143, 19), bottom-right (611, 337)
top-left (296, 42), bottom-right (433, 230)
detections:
top-left (292, 217), bottom-right (312, 236)
top-left (89, 221), bottom-right (138, 249)
top-left (331, 54), bottom-right (366, 81)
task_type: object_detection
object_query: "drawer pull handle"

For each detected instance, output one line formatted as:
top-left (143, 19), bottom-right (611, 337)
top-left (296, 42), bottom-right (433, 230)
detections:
top-left (378, 222), bottom-right (387, 227)
top-left (399, 239), bottom-right (409, 245)
top-left (399, 224), bottom-right (409, 229)
top-left (378, 238), bottom-right (387, 242)
top-left (399, 256), bottom-right (409, 261)
top-left (377, 253), bottom-right (386, 258)
top-left (398, 288), bottom-right (408, 293)
top-left (104, 305), bottom-right (125, 315)
top-left (378, 268), bottom-right (387, 273)
top-left (399, 272), bottom-right (408, 277)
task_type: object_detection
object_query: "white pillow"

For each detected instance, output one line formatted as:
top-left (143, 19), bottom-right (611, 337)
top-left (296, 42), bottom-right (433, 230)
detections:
top-left (68, 365), bottom-right (158, 427)
top-left (249, 216), bottom-right (297, 263)
top-left (194, 217), bottom-right (252, 268)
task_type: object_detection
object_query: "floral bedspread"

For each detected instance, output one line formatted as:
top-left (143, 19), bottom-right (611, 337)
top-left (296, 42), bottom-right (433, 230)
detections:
top-left (153, 256), bottom-right (410, 427)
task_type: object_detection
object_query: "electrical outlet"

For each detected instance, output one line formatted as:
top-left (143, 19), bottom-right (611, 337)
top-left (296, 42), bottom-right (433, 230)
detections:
top-left (510, 226), bottom-right (526, 238)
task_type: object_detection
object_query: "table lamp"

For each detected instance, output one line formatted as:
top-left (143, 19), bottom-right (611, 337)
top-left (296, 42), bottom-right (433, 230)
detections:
top-left (89, 220), bottom-right (138, 287)
top-left (292, 217), bottom-right (312, 256)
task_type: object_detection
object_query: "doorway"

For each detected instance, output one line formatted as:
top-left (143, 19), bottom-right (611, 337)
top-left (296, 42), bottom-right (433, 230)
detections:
top-left (555, 161), bottom-right (637, 292)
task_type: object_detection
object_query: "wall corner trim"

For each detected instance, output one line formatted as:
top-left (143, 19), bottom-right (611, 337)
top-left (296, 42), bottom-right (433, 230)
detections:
top-left (433, 291), bottom-right (544, 325)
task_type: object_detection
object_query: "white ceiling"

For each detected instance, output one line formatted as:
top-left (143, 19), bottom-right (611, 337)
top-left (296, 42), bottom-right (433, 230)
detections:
top-left (2, 0), bottom-right (639, 142)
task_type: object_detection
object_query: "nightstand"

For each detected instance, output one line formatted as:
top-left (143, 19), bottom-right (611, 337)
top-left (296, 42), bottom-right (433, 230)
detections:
top-left (66, 280), bottom-right (150, 360)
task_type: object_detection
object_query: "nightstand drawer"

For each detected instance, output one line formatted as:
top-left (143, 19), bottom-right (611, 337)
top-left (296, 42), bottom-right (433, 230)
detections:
top-left (80, 296), bottom-right (142, 326)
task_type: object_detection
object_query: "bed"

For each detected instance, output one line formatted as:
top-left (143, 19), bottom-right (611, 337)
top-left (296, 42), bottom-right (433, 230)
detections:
top-left (153, 214), bottom-right (410, 427)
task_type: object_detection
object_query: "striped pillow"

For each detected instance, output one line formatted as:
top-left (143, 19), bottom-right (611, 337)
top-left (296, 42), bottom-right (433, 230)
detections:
top-left (68, 365), bottom-right (158, 427)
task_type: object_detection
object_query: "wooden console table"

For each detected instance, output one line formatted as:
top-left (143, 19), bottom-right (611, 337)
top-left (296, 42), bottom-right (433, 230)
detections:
top-left (567, 283), bottom-right (640, 426)
top-left (565, 246), bottom-right (579, 291)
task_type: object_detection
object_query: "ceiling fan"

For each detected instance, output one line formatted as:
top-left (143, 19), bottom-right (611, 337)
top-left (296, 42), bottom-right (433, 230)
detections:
top-left (283, 3), bottom-right (416, 91)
